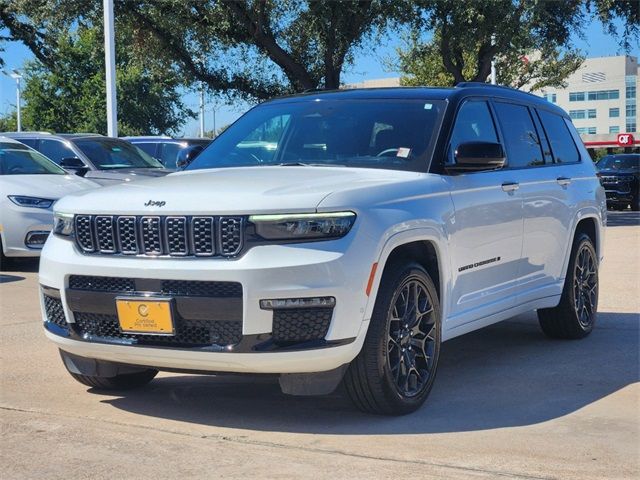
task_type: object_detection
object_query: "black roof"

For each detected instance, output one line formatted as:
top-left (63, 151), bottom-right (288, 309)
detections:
top-left (264, 83), bottom-right (568, 117)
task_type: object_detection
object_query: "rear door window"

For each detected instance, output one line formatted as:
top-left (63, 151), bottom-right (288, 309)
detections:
top-left (493, 102), bottom-right (545, 168)
top-left (536, 110), bottom-right (580, 164)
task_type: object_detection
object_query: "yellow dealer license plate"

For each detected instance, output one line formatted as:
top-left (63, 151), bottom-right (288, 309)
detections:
top-left (116, 297), bottom-right (174, 335)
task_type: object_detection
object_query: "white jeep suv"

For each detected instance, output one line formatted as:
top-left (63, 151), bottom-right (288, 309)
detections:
top-left (40, 84), bottom-right (606, 415)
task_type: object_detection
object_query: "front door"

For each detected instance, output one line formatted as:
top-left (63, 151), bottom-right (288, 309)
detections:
top-left (444, 100), bottom-right (524, 328)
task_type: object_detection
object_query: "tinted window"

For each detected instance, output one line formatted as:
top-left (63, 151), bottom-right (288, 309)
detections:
top-left (134, 142), bottom-right (158, 158)
top-left (160, 143), bottom-right (183, 168)
top-left (186, 100), bottom-right (446, 172)
top-left (0, 141), bottom-right (66, 175)
top-left (448, 101), bottom-right (498, 163)
top-left (18, 138), bottom-right (37, 148)
top-left (537, 110), bottom-right (580, 164)
top-left (73, 138), bottom-right (163, 169)
top-left (494, 103), bottom-right (544, 168)
top-left (38, 139), bottom-right (78, 165)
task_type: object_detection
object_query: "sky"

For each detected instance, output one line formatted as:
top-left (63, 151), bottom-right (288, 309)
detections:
top-left (1, 17), bottom-right (638, 137)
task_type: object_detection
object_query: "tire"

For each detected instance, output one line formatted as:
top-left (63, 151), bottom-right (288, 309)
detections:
top-left (537, 233), bottom-right (598, 339)
top-left (344, 261), bottom-right (441, 415)
top-left (67, 369), bottom-right (158, 390)
top-left (632, 196), bottom-right (639, 212)
top-left (0, 239), bottom-right (11, 271)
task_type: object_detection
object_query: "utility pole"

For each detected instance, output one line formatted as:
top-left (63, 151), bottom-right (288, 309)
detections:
top-left (199, 82), bottom-right (205, 137)
top-left (8, 70), bottom-right (23, 132)
top-left (104, 0), bottom-right (118, 137)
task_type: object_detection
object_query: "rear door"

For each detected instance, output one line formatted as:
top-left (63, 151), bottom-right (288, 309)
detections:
top-left (444, 100), bottom-right (524, 328)
top-left (492, 102), bottom-right (575, 304)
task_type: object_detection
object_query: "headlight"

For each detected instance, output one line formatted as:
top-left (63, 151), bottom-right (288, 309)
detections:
top-left (53, 212), bottom-right (74, 237)
top-left (249, 212), bottom-right (356, 241)
top-left (8, 196), bottom-right (54, 209)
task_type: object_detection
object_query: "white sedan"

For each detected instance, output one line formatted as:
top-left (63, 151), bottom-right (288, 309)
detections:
top-left (0, 137), bottom-right (99, 267)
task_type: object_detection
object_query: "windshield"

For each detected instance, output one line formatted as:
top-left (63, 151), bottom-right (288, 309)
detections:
top-left (597, 154), bottom-right (639, 170)
top-left (186, 99), bottom-right (445, 172)
top-left (73, 137), bottom-right (164, 170)
top-left (0, 141), bottom-right (67, 175)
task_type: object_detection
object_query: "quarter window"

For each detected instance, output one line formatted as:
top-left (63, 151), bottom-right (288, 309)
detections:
top-left (493, 103), bottom-right (544, 168)
top-left (537, 110), bottom-right (580, 164)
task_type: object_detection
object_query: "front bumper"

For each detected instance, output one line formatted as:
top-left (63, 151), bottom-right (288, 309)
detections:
top-left (39, 232), bottom-right (376, 374)
top-left (1, 205), bottom-right (53, 257)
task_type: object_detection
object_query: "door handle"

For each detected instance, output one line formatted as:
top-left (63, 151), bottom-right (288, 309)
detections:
top-left (501, 182), bottom-right (519, 193)
top-left (557, 176), bottom-right (572, 187)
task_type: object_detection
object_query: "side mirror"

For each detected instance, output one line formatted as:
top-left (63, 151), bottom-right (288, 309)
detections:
top-left (447, 141), bottom-right (506, 173)
top-left (176, 145), bottom-right (204, 169)
top-left (60, 157), bottom-right (89, 176)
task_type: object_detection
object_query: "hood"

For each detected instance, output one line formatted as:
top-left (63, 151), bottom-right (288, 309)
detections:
top-left (54, 166), bottom-right (422, 215)
top-left (597, 168), bottom-right (639, 177)
top-left (0, 173), bottom-right (98, 200)
top-left (84, 167), bottom-right (173, 186)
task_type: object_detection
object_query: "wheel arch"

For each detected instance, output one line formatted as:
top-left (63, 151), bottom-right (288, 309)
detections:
top-left (560, 212), bottom-right (604, 281)
top-left (365, 229), bottom-right (450, 321)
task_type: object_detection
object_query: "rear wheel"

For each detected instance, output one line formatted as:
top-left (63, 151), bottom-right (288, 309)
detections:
top-left (344, 261), bottom-right (440, 415)
top-left (538, 233), bottom-right (598, 339)
top-left (67, 368), bottom-right (158, 390)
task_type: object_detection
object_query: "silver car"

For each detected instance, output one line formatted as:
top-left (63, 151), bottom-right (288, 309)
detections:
top-left (2, 133), bottom-right (172, 185)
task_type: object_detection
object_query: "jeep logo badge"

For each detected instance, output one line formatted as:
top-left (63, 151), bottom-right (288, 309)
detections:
top-left (144, 200), bottom-right (166, 207)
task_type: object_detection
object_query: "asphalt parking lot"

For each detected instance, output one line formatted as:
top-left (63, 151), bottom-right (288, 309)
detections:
top-left (1, 211), bottom-right (638, 480)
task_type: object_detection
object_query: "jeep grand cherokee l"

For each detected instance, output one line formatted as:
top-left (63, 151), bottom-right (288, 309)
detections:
top-left (596, 153), bottom-right (640, 211)
top-left (39, 84), bottom-right (605, 415)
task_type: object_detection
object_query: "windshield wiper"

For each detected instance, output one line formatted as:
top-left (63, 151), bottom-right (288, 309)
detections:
top-left (274, 162), bottom-right (344, 167)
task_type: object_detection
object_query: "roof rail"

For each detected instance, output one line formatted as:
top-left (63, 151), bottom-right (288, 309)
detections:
top-left (456, 82), bottom-right (545, 100)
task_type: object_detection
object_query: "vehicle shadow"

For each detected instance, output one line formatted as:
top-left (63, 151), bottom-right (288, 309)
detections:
top-left (606, 211), bottom-right (640, 227)
top-left (0, 258), bottom-right (39, 274)
top-left (0, 274), bottom-right (26, 284)
top-left (102, 311), bottom-right (638, 434)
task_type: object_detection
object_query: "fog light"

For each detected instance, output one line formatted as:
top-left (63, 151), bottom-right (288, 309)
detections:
top-left (25, 231), bottom-right (50, 248)
top-left (260, 297), bottom-right (336, 310)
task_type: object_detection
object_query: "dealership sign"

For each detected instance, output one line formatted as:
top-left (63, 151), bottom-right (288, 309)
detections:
top-left (617, 133), bottom-right (635, 146)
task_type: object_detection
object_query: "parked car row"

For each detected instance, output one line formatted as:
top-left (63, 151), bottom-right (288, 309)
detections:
top-left (0, 133), bottom-right (210, 266)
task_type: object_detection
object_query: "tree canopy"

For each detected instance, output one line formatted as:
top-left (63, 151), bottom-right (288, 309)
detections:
top-left (17, 26), bottom-right (194, 135)
top-left (398, 0), bottom-right (638, 87)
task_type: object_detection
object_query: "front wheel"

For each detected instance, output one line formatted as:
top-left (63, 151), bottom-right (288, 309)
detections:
top-left (537, 233), bottom-right (598, 339)
top-left (344, 262), bottom-right (441, 415)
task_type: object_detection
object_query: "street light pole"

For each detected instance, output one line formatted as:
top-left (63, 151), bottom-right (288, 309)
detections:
top-left (11, 71), bottom-right (22, 132)
top-left (104, 0), bottom-right (118, 137)
top-left (199, 82), bottom-right (205, 138)
top-left (490, 34), bottom-right (497, 85)
top-left (3, 70), bottom-right (23, 131)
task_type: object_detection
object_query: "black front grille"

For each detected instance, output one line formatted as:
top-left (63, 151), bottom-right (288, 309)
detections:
top-left (74, 215), bottom-right (244, 257)
top-left (272, 308), bottom-right (333, 343)
top-left (44, 295), bottom-right (67, 328)
top-left (68, 275), bottom-right (242, 297)
top-left (69, 275), bottom-right (136, 292)
top-left (73, 312), bottom-right (242, 347)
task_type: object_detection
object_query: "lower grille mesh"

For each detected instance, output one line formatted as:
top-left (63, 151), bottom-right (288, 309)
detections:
top-left (73, 313), bottom-right (242, 347)
top-left (272, 308), bottom-right (333, 343)
top-left (44, 295), bottom-right (67, 328)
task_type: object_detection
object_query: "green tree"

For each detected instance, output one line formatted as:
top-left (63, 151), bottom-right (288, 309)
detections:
top-left (396, 31), bottom-right (584, 91)
top-left (19, 26), bottom-right (194, 135)
top-left (1, 0), bottom-right (400, 100)
top-left (400, 0), bottom-right (638, 86)
top-left (0, 111), bottom-right (18, 132)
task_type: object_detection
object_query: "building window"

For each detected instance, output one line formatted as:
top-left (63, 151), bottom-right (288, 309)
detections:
top-left (626, 76), bottom-right (636, 99)
top-left (626, 121), bottom-right (637, 133)
top-left (576, 127), bottom-right (596, 135)
top-left (586, 89), bottom-right (619, 101)
top-left (609, 126), bottom-right (620, 134)
top-left (542, 93), bottom-right (557, 103)
top-left (626, 102), bottom-right (637, 118)
top-left (610, 108), bottom-right (620, 118)
top-left (569, 92), bottom-right (585, 102)
top-left (587, 109), bottom-right (597, 119)
top-left (569, 110), bottom-right (585, 120)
